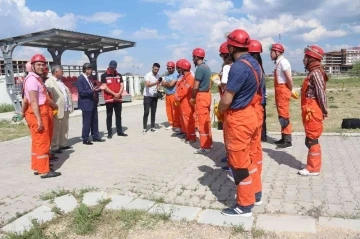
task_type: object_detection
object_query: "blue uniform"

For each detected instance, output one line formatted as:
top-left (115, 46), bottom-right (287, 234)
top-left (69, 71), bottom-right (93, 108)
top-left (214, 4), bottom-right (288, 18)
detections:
top-left (164, 72), bottom-right (178, 95)
top-left (226, 53), bottom-right (263, 109)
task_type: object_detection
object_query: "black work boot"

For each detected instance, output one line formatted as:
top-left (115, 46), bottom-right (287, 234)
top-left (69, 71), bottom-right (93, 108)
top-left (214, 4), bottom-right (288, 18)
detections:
top-left (274, 134), bottom-right (284, 145)
top-left (41, 170), bottom-right (61, 179)
top-left (277, 134), bottom-right (293, 149)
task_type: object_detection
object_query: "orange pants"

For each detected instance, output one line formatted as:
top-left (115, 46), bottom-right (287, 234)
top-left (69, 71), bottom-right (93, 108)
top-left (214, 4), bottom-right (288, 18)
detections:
top-left (180, 102), bottom-right (196, 141)
top-left (275, 84), bottom-right (292, 135)
top-left (25, 105), bottom-right (51, 174)
top-left (302, 98), bottom-right (323, 173)
top-left (195, 92), bottom-right (212, 149)
top-left (224, 105), bottom-right (257, 207)
top-left (250, 103), bottom-right (264, 175)
top-left (166, 94), bottom-right (181, 128)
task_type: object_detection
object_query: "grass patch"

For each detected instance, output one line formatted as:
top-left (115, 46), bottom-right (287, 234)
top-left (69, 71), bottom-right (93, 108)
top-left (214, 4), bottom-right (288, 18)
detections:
top-left (266, 76), bottom-right (360, 89)
top-left (72, 187), bottom-right (97, 202)
top-left (39, 188), bottom-right (70, 203)
top-left (0, 103), bottom-right (15, 113)
top-left (231, 224), bottom-right (245, 234)
top-left (5, 219), bottom-right (47, 239)
top-left (266, 87), bottom-right (360, 133)
top-left (252, 226), bottom-right (266, 238)
top-left (0, 120), bottom-right (29, 142)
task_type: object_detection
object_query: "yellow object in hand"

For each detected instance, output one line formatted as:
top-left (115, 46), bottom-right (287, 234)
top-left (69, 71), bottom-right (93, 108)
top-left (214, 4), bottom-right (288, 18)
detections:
top-left (53, 109), bottom-right (58, 116)
top-left (174, 101), bottom-right (180, 106)
top-left (210, 73), bottom-right (221, 86)
top-left (291, 90), bottom-right (299, 99)
top-left (214, 102), bottom-right (224, 122)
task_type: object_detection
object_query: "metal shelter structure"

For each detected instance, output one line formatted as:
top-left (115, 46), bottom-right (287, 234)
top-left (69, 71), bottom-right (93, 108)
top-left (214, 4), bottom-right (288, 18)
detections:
top-left (0, 28), bottom-right (136, 112)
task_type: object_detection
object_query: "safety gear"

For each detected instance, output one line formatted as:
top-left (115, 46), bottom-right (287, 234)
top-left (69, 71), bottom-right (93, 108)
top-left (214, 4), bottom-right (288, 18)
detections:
top-left (305, 137), bottom-right (318, 149)
top-left (248, 40), bottom-right (263, 53)
top-left (274, 60), bottom-right (292, 138)
top-left (291, 90), bottom-right (299, 99)
top-left (304, 45), bottom-right (324, 61)
top-left (31, 54), bottom-right (46, 64)
top-left (301, 75), bottom-right (325, 173)
top-left (102, 69), bottom-right (123, 103)
top-left (214, 102), bottom-right (224, 122)
top-left (226, 29), bottom-right (251, 48)
top-left (210, 73), bottom-right (221, 86)
top-left (269, 43), bottom-right (285, 53)
top-left (174, 101), bottom-right (180, 106)
top-left (25, 62), bottom-right (32, 72)
top-left (166, 94), bottom-right (181, 128)
top-left (180, 60), bottom-right (191, 71)
top-left (230, 167), bottom-right (249, 185)
top-left (176, 59), bottom-right (186, 68)
top-left (219, 42), bottom-right (229, 54)
top-left (52, 109), bottom-right (58, 116)
top-left (192, 48), bottom-right (205, 58)
top-left (167, 61), bottom-right (176, 68)
top-left (196, 92), bottom-right (212, 149)
top-left (278, 117), bottom-right (290, 128)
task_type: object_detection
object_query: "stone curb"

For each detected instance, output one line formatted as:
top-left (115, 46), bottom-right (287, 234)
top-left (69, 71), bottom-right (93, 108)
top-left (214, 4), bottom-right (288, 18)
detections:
top-left (2, 192), bottom-right (360, 236)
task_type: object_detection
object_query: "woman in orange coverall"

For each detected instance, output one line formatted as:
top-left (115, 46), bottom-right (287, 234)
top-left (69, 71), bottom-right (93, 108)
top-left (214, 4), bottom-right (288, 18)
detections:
top-left (174, 59), bottom-right (196, 143)
top-left (298, 45), bottom-right (328, 176)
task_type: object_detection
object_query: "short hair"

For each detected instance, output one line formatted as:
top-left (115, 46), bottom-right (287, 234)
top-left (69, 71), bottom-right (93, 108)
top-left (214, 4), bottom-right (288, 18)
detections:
top-left (82, 63), bottom-right (92, 73)
top-left (51, 65), bottom-right (63, 74)
top-left (153, 63), bottom-right (160, 68)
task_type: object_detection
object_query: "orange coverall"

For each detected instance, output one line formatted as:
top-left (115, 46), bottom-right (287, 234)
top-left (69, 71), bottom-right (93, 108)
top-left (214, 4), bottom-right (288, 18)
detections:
top-left (301, 73), bottom-right (325, 173)
top-left (175, 72), bottom-right (196, 141)
top-left (274, 61), bottom-right (292, 139)
top-left (24, 77), bottom-right (51, 174)
top-left (165, 94), bottom-right (181, 128)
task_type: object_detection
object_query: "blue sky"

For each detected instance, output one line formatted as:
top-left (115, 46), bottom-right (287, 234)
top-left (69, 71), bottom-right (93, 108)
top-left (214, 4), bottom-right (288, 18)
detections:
top-left (0, 0), bottom-right (359, 75)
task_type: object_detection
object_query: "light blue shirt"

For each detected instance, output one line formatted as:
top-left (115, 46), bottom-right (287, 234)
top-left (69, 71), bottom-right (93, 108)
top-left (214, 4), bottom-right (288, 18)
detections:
top-left (164, 72), bottom-right (179, 95)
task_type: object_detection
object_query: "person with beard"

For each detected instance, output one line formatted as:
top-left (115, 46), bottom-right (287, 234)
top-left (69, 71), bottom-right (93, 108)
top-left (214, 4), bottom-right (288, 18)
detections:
top-left (298, 45), bottom-right (328, 176)
top-left (218, 29), bottom-right (261, 217)
top-left (23, 54), bottom-right (61, 178)
top-left (174, 60), bottom-right (196, 144)
top-left (190, 48), bottom-right (213, 154)
top-left (161, 61), bottom-right (181, 132)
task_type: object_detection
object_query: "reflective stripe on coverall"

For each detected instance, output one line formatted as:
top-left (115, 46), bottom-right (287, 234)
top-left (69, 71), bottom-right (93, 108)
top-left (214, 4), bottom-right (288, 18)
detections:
top-left (224, 59), bottom-right (261, 207)
top-left (274, 60), bottom-right (292, 136)
top-left (24, 77), bottom-right (51, 174)
top-left (196, 91), bottom-right (212, 149)
top-left (175, 72), bottom-right (196, 141)
top-left (301, 74), bottom-right (324, 173)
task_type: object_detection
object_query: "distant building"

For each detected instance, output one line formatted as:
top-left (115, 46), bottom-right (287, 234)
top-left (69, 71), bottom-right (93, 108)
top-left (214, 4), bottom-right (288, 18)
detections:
top-left (322, 47), bottom-right (360, 74)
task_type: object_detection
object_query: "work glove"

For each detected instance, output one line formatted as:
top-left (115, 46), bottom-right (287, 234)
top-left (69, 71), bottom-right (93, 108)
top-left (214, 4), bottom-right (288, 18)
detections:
top-left (174, 101), bottom-right (180, 106)
top-left (291, 90), bottom-right (299, 99)
top-left (53, 109), bottom-right (58, 116)
top-left (214, 102), bottom-right (224, 122)
top-left (211, 74), bottom-right (221, 86)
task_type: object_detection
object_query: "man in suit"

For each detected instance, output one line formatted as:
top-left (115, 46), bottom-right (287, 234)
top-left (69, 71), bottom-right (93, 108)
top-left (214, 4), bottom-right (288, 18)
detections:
top-left (76, 63), bottom-right (106, 145)
top-left (45, 65), bottom-right (74, 153)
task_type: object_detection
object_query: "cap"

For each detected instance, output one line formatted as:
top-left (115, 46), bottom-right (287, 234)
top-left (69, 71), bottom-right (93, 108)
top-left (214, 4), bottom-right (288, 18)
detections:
top-left (109, 60), bottom-right (117, 69)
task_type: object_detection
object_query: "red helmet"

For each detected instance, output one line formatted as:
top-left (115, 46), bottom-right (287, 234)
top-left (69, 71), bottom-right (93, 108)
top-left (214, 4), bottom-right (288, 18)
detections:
top-left (166, 61), bottom-right (175, 68)
top-left (192, 48), bottom-right (205, 58)
top-left (304, 45), bottom-right (324, 60)
top-left (270, 43), bottom-right (284, 53)
top-left (30, 54), bottom-right (46, 64)
top-left (248, 40), bottom-right (263, 53)
top-left (226, 29), bottom-right (250, 48)
top-left (43, 65), bottom-right (49, 73)
top-left (180, 60), bottom-right (191, 71)
top-left (176, 59), bottom-right (185, 68)
top-left (219, 42), bottom-right (229, 54)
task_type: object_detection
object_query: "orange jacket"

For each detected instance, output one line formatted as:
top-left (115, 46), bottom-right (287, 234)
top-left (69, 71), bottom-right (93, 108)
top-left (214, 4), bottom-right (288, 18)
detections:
top-left (174, 72), bottom-right (194, 113)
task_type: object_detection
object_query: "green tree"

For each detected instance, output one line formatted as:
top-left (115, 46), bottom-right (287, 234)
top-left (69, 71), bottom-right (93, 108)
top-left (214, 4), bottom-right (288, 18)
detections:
top-left (349, 62), bottom-right (360, 76)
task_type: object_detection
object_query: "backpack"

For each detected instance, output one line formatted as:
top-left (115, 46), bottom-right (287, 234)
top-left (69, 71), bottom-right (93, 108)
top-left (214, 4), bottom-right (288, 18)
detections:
top-left (341, 118), bottom-right (360, 129)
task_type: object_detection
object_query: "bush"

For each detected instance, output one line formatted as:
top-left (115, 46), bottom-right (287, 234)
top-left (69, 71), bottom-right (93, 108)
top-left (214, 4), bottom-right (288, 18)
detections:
top-left (0, 103), bottom-right (15, 113)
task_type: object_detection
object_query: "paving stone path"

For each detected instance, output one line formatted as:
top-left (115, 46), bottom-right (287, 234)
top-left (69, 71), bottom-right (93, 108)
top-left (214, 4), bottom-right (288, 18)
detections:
top-left (0, 97), bottom-right (360, 235)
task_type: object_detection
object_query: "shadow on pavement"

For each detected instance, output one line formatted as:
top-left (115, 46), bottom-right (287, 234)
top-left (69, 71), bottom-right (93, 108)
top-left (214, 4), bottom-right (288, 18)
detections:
top-left (263, 148), bottom-right (303, 170)
top-left (198, 165), bottom-right (235, 207)
top-left (52, 149), bottom-right (74, 171)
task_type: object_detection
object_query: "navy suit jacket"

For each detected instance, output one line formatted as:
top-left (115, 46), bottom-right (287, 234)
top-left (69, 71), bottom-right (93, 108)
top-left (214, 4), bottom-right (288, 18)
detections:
top-left (76, 74), bottom-right (97, 111)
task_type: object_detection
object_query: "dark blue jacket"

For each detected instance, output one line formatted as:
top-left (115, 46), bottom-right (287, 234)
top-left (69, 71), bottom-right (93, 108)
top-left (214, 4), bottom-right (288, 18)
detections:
top-left (76, 74), bottom-right (97, 111)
